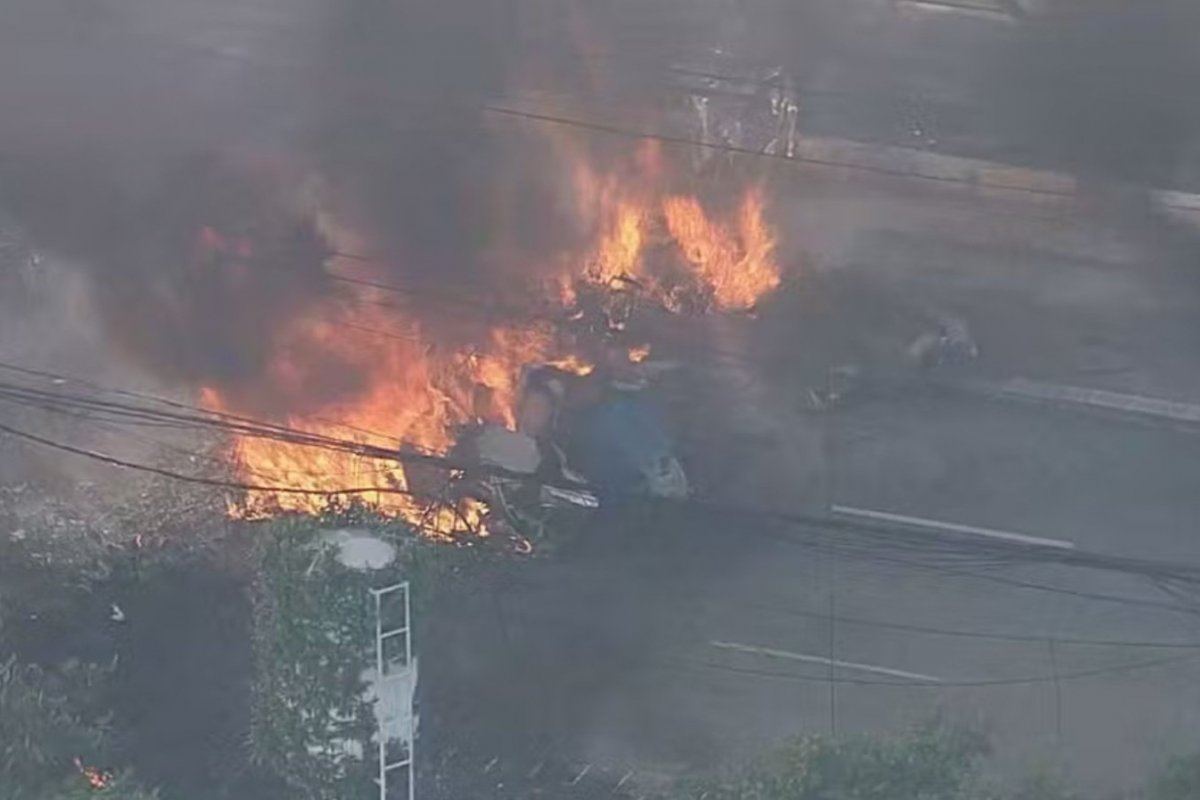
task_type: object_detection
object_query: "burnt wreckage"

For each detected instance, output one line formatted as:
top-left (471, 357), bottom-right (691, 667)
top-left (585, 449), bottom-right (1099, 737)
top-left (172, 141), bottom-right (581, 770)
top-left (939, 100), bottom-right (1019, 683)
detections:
top-left (454, 342), bottom-right (688, 539)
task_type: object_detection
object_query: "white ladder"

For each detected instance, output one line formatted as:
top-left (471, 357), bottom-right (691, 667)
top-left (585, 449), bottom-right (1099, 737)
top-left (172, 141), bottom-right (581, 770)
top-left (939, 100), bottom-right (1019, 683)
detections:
top-left (371, 581), bottom-right (415, 800)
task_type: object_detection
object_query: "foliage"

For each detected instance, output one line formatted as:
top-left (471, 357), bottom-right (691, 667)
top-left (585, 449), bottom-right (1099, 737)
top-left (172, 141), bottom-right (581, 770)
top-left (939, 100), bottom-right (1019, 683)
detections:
top-left (671, 726), bottom-right (1200, 800)
top-left (39, 771), bottom-right (159, 800)
top-left (248, 513), bottom-right (426, 800)
top-left (1147, 753), bottom-right (1200, 800)
top-left (1010, 769), bottom-right (1079, 800)
top-left (0, 652), bottom-right (159, 800)
top-left (675, 724), bottom-right (993, 800)
top-left (0, 655), bottom-right (110, 800)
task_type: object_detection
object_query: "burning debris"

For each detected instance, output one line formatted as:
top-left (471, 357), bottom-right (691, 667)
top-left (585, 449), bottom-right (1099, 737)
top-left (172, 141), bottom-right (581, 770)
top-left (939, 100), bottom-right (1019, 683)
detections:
top-left (73, 757), bottom-right (113, 791)
top-left (191, 137), bottom-right (781, 539)
top-left (0, 0), bottom-right (787, 543)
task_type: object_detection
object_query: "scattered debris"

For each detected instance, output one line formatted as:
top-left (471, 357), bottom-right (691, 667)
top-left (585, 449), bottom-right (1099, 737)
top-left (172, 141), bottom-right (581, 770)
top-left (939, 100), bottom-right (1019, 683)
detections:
top-left (73, 757), bottom-right (114, 790)
top-left (907, 314), bottom-right (979, 369)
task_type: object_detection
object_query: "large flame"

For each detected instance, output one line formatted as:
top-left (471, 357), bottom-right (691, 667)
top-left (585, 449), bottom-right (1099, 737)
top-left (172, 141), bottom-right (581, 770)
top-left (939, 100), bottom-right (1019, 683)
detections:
top-left (201, 140), bottom-right (781, 534)
top-left (663, 187), bottom-right (780, 311)
top-left (201, 291), bottom-right (569, 535)
top-left (576, 141), bottom-right (780, 312)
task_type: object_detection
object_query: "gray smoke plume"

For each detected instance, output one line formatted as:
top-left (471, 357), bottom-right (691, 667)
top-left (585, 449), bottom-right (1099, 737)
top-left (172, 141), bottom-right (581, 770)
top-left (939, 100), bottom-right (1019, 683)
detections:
top-left (0, 0), bottom-right (568, 409)
top-left (0, 0), bottom-right (830, 412)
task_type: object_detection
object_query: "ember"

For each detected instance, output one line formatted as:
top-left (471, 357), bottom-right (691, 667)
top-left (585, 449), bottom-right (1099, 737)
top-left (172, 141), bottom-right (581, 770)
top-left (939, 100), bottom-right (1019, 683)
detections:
top-left (628, 343), bottom-right (652, 363)
top-left (74, 757), bottom-right (113, 790)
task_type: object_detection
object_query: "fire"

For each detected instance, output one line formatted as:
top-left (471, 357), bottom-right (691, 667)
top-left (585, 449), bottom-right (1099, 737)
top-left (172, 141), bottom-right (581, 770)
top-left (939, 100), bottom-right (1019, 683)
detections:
top-left (574, 146), bottom-right (780, 313)
top-left (202, 138), bottom-right (782, 534)
top-left (663, 187), bottom-right (781, 311)
top-left (74, 758), bottom-right (112, 790)
top-left (202, 290), bottom-right (571, 536)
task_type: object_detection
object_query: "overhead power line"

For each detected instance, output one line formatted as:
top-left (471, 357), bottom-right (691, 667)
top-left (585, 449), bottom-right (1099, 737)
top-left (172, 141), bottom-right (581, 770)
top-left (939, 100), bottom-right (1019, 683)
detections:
top-left (0, 417), bottom-right (421, 501)
top-left (4, 361), bottom-right (1200, 612)
top-left (726, 601), bottom-right (1200, 649)
top-left (26, 21), bottom-right (1086, 203)
top-left (472, 102), bottom-right (1074, 199)
top-left (8, 405), bottom-right (1190, 688)
top-left (45, 10), bottom-right (1200, 213)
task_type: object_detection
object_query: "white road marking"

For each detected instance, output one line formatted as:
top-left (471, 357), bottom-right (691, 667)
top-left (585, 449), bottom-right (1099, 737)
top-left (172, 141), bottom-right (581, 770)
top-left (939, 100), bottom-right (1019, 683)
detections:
top-left (896, 0), bottom-right (1017, 22)
top-left (986, 377), bottom-right (1200, 424)
top-left (711, 641), bottom-right (944, 684)
top-left (831, 504), bottom-right (1076, 551)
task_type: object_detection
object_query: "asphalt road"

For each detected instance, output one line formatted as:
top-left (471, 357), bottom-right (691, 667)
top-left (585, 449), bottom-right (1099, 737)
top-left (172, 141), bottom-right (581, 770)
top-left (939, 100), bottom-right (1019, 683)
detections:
top-left (423, 170), bottom-right (1200, 796)
top-left (425, 391), bottom-right (1200, 798)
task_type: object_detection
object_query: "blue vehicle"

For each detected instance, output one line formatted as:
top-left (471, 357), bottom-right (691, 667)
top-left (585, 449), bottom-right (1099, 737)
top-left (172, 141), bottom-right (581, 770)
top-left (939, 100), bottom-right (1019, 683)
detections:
top-left (565, 388), bottom-right (689, 499)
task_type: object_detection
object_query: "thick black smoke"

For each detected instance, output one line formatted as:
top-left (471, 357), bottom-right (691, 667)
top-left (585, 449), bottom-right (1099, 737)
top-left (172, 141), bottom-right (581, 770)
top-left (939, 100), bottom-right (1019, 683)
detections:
top-left (0, 154), bottom-right (332, 390)
top-left (0, 0), bottom-right (809, 409)
top-left (0, 0), bottom-right (538, 406)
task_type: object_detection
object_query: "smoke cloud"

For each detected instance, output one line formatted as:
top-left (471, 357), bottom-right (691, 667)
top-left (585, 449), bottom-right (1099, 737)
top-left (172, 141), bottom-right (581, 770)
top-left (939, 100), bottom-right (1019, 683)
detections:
top-left (0, 0), bottom-right (681, 405)
top-left (0, 0), bottom-right (841, 415)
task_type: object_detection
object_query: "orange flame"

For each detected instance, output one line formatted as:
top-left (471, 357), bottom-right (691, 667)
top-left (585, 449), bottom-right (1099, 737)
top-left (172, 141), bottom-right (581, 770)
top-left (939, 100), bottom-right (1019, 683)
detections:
top-left (573, 145), bottom-right (779, 312)
top-left (201, 293), bottom-right (573, 535)
top-left (203, 140), bottom-right (781, 533)
top-left (663, 187), bottom-right (780, 311)
top-left (74, 757), bottom-right (112, 790)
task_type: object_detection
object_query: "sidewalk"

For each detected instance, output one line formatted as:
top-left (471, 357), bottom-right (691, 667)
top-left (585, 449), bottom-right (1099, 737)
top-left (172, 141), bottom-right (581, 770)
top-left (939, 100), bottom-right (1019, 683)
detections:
top-left (788, 133), bottom-right (1200, 221)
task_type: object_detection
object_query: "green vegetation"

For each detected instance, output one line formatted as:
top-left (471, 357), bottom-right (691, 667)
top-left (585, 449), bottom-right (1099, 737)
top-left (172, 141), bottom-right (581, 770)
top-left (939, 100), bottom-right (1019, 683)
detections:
top-left (674, 724), bottom-right (993, 800)
top-left (672, 724), bottom-right (1192, 800)
top-left (0, 655), bottom-right (109, 800)
top-left (247, 511), bottom-right (433, 800)
top-left (0, 645), bottom-right (157, 800)
top-left (1147, 753), bottom-right (1200, 800)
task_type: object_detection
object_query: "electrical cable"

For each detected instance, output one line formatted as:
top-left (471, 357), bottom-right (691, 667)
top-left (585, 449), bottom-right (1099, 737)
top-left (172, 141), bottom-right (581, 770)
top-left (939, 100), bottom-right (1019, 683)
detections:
top-left (718, 601), bottom-right (1200, 649)
top-left (6, 361), bottom-right (1200, 621)
top-left (668, 649), bottom-right (1199, 688)
top-left (18, 21), bottom-right (1115, 206)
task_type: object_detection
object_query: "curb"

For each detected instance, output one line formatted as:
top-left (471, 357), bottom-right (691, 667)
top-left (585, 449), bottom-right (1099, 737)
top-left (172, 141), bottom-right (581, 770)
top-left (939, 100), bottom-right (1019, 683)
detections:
top-left (789, 134), bottom-right (1200, 217)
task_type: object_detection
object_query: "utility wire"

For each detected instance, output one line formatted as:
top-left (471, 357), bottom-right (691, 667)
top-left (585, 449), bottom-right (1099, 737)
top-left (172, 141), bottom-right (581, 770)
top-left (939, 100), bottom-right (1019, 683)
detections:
top-left (6, 365), bottom-right (1200, 623)
top-left (0, 417), bottom-right (421, 501)
top-left (91, 14), bottom-right (1128, 208)
top-left (723, 601), bottom-right (1200, 649)
top-left (7, 389), bottom-right (1200, 644)
top-left (6, 360), bottom-right (1200, 618)
top-left (15, 388), bottom-right (1189, 683)
top-left (671, 650), bottom-right (1198, 689)
top-left (30, 23), bottom-right (1103, 205)
top-left (5, 363), bottom-right (1200, 585)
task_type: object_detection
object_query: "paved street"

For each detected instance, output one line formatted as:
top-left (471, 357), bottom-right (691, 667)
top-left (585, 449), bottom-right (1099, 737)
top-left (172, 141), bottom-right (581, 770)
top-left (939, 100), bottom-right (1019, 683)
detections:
top-left (424, 167), bottom-right (1200, 797)
top-left (4, 1), bottom-right (1200, 796)
top-left (427, 390), bottom-right (1200, 797)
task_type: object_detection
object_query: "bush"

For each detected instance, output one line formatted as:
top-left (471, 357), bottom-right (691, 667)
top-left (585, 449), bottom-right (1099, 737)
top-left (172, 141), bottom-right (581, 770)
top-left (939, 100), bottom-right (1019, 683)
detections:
top-left (675, 724), bottom-right (994, 800)
top-left (248, 513), bottom-right (430, 800)
top-left (40, 771), bottom-right (159, 800)
top-left (0, 654), bottom-right (158, 800)
top-left (0, 655), bottom-right (110, 800)
top-left (1147, 753), bottom-right (1200, 800)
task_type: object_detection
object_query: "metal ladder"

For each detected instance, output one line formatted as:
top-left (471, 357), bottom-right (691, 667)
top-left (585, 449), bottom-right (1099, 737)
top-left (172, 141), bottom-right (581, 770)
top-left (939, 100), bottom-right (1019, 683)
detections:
top-left (371, 581), bottom-right (415, 800)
